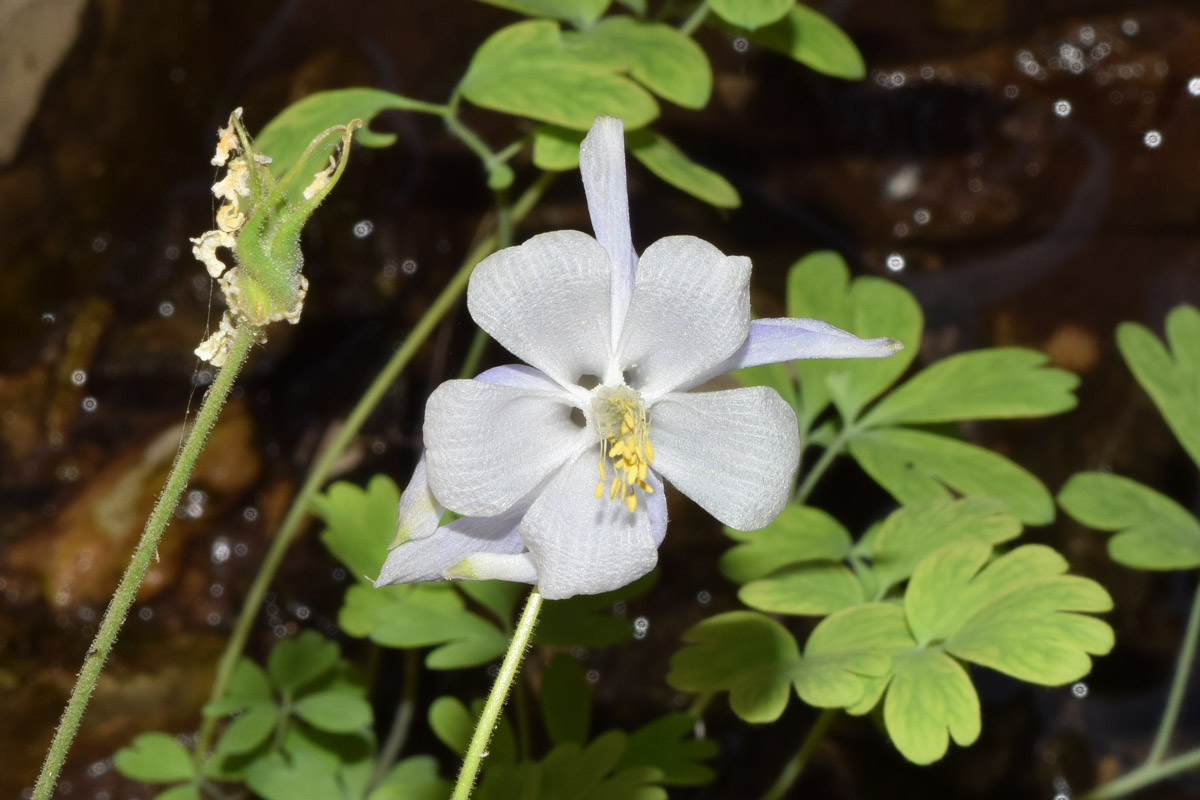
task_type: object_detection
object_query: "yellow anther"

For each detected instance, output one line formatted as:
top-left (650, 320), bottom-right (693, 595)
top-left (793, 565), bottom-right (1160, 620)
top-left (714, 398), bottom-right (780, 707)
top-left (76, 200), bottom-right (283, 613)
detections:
top-left (590, 384), bottom-right (655, 514)
top-left (625, 492), bottom-right (638, 513)
top-left (610, 478), bottom-right (621, 500)
top-left (594, 482), bottom-right (604, 499)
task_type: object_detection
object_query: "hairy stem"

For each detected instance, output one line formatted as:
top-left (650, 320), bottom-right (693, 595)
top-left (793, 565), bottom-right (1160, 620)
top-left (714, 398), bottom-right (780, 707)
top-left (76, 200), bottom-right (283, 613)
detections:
top-left (1079, 747), bottom-right (1200, 800)
top-left (33, 324), bottom-right (257, 800)
top-left (758, 709), bottom-right (838, 800)
top-left (452, 590), bottom-right (544, 800)
top-left (195, 172), bottom-right (557, 761)
top-left (1147, 575), bottom-right (1200, 764)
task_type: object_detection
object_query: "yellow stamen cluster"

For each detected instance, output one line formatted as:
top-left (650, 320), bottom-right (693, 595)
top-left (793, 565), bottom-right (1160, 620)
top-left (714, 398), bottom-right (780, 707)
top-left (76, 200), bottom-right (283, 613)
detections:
top-left (591, 386), bottom-right (655, 513)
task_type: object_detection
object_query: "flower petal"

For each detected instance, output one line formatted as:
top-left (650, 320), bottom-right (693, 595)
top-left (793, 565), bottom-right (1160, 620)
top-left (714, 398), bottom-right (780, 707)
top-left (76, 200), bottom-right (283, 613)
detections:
top-left (683, 317), bottom-right (903, 389)
top-left (468, 230), bottom-right (613, 386)
top-left (475, 363), bottom-right (564, 391)
top-left (520, 450), bottom-right (661, 599)
top-left (445, 552), bottom-right (539, 585)
top-left (646, 468), bottom-right (668, 548)
top-left (423, 379), bottom-right (590, 516)
top-left (390, 453), bottom-right (444, 547)
top-left (650, 386), bottom-right (799, 531)
top-left (580, 116), bottom-right (637, 344)
top-left (617, 236), bottom-right (751, 400)
top-left (374, 506), bottom-right (526, 586)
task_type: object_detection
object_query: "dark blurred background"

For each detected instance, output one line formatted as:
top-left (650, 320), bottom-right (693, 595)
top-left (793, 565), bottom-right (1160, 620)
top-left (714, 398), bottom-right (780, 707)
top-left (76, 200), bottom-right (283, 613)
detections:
top-left (2, 0), bottom-right (1199, 797)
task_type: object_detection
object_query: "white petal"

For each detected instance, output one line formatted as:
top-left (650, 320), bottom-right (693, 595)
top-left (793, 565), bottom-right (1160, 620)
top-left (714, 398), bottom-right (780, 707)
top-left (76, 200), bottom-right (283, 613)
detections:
top-left (617, 236), bottom-right (751, 400)
top-left (580, 116), bottom-right (637, 344)
top-left (468, 230), bottom-right (613, 386)
top-left (646, 468), bottom-right (668, 548)
top-left (445, 552), bottom-right (539, 584)
top-left (520, 450), bottom-right (660, 599)
top-left (423, 379), bottom-right (590, 516)
top-left (649, 387), bottom-right (799, 531)
top-left (390, 453), bottom-right (444, 547)
top-left (374, 507), bottom-right (526, 586)
top-left (475, 363), bottom-right (563, 391)
top-left (683, 317), bottom-right (904, 389)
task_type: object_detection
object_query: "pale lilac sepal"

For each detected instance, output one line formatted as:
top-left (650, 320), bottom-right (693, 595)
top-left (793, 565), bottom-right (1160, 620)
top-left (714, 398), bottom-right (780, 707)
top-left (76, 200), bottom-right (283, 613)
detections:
top-left (580, 116), bottom-right (637, 347)
top-left (375, 503), bottom-right (526, 586)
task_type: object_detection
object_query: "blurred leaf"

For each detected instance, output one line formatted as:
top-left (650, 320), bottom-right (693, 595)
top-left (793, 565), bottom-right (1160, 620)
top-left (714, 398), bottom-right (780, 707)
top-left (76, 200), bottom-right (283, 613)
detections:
top-left (745, 5), bottom-right (866, 79)
top-left (203, 658), bottom-right (274, 716)
top-left (368, 755), bottom-right (452, 800)
top-left (1117, 305), bottom-right (1200, 470)
top-left (461, 21), bottom-right (658, 130)
top-left (786, 253), bottom-right (922, 428)
top-left (470, 0), bottom-right (611, 27)
top-left (537, 570), bottom-right (655, 646)
top-left (242, 750), bottom-right (343, 800)
top-left (721, 504), bottom-right (852, 583)
top-left (708, 0), bottom-right (791, 30)
top-left (458, 580), bottom-right (524, 627)
top-left (339, 583), bottom-right (508, 669)
top-left (312, 474), bottom-right (401, 580)
top-left (257, 88), bottom-right (441, 179)
top-left (667, 611), bottom-right (800, 722)
top-left (616, 713), bottom-right (717, 786)
top-left (731, 359), bottom-right (797, 410)
top-left (628, 129), bottom-right (739, 208)
top-left (540, 732), bottom-right (629, 797)
top-left (532, 125), bottom-right (585, 170)
top-left (268, 630), bottom-right (340, 692)
top-left (152, 786), bottom-right (202, 800)
top-left (1060, 472), bottom-right (1200, 570)
top-left (862, 349), bottom-right (1079, 427)
top-left (292, 689), bottom-right (374, 734)
top-left (867, 498), bottom-right (1022, 595)
top-left (848, 426), bottom-right (1055, 525)
top-left (541, 654), bottom-right (592, 745)
top-left (428, 696), bottom-right (473, 756)
top-left (907, 542), bottom-right (1114, 685)
top-left (114, 732), bottom-right (197, 783)
top-left (214, 706), bottom-right (278, 755)
top-left (585, 17), bottom-right (711, 108)
top-left (883, 649), bottom-right (980, 765)
top-left (740, 562), bottom-right (865, 615)
top-left (799, 603), bottom-right (906, 709)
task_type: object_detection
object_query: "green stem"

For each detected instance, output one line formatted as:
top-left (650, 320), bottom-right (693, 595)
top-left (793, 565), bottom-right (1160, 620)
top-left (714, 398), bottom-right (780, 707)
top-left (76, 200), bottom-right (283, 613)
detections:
top-left (757, 709), bottom-right (838, 800)
top-left (33, 324), bottom-right (257, 800)
top-left (452, 589), bottom-right (544, 800)
top-left (368, 649), bottom-right (421, 791)
top-left (457, 328), bottom-right (491, 380)
top-left (678, 2), bottom-right (709, 35)
top-left (1079, 747), bottom-right (1200, 800)
top-left (687, 692), bottom-right (715, 719)
top-left (194, 171), bottom-right (557, 762)
top-left (1147, 576), bottom-right (1200, 764)
top-left (793, 426), bottom-right (855, 506)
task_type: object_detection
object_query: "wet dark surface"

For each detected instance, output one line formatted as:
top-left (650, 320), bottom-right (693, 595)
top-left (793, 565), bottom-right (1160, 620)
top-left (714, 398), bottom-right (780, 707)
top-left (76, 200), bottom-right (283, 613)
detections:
top-left (2, 0), bottom-right (1200, 797)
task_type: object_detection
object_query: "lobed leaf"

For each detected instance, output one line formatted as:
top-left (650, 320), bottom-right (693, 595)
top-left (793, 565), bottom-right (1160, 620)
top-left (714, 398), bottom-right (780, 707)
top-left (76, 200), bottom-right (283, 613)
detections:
top-left (615, 713), bottom-right (718, 786)
top-left (798, 603), bottom-right (905, 709)
top-left (883, 649), bottom-right (980, 765)
top-left (368, 755), bottom-right (452, 800)
top-left (1117, 305), bottom-right (1200, 470)
top-left (1059, 471), bottom-right (1200, 570)
top-left (470, 0), bottom-right (611, 27)
top-left (114, 732), bottom-right (197, 783)
top-left (628, 129), bottom-right (739, 208)
top-left (745, 4), bottom-right (866, 79)
top-left (242, 749), bottom-right (343, 800)
top-left (584, 17), bottom-right (712, 108)
top-left (720, 504), bottom-right (852, 583)
top-left (541, 654), bottom-right (593, 745)
top-left (708, 0), bottom-right (792, 30)
top-left (203, 658), bottom-right (274, 716)
top-left (739, 562), bottom-right (865, 616)
top-left (536, 570), bottom-right (655, 647)
top-left (214, 706), bottom-right (278, 755)
top-left (532, 125), bottom-right (585, 170)
top-left (268, 630), bottom-right (340, 692)
top-left (291, 689), bottom-right (374, 734)
top-left (312, 474), bottom-right (401, 581)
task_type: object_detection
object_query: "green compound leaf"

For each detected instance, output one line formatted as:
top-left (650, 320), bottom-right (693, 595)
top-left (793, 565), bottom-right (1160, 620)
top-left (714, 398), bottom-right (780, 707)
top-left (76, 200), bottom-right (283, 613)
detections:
top-left (720, 504), bottom-right (852, 584)
top-left (739, 562), bottom-right (865, 616)
top-left (848, 426), bottom-right (1055, 525)
top-left (457, 579), bottom-right (524, 628)
top-left (215, 706), bottom-right (278, 755)
top-left (616, 712), bottom-right (718, 786)
top-left (667, 611), bottom-right (800, 722)
top-left (292, 689), bottom-right (374, 734)
top-left (533, 124), bottom-right (585, 170)
top-left (540, 731), bottom-right (630, 797)
top-left (786, 252), bottom-right (922, 428)
top-left (536, 570), bottom-right (655, 647)
top-left (585, 16), bottom-right (711, 108)
top-left (256, 88), bottom-right (443, 180)
top-left (368, 755), bottom-right (452, 800)
top-left (203, 658), bottom-right (274, 717)
top-left (243, 749), bottom-right (344, 800)
top-left (1117, 305), bottom-right (1200, 470)
top-left (339, 583), bottom-right (508, 669)
top-left (461, 20), bottom-right (658, 130)
top-left (884, 649), bottom-right (980, 765)
top-left (268, 630), bottom-right (340, 692)
top-left (798, 603), bottom-right (903, 709)
top-left (866, 498), bottom-right (1022, 595)
top-left (862, 349), bottom-right (1080, 428)
top-left (907, 542), bottom-right (1114, 685)
top-left (152, 786), bottom-right (202, 800)
top-left (708, 0), bottom-right (792, 30)
top-left (114, 732), bottom-right (198, 783)
top-left (541, 653), bottom-right (592, 745)
top-left (428, 696), bottom-right (473, 756)
top-left (628, 129), bottom-right (739, 208)
top-left (745, 4), bottom-right (866, 79)
top-left (1060, 471), bottom-right (1200, 570)
top-left (312, 474), bottom-right (401, 581)
top-left (471, 0), bottom-right (611, 27)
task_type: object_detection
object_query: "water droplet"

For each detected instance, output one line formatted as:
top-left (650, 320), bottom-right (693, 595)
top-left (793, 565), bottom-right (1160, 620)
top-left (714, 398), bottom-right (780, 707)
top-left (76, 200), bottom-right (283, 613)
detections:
top-left (81, 396), bottom-right (98, 413)
top-left (1053, 99), bottom-right (1072, 117)
top-left (70, 370), bottom-right (87, 386)
top-left (170, 67), bottom-right (186, 83)
top-left (294, 604), bottom-right (311, 620)
top-left (211, 537), bottom-right (230, 563)
top-left (586, 669), bottom-right (600, 684)
top-left (86, 759), bottom-right (111, 778)
top-left (210, 583), bottom-right (224, 598)
top-left (208, 612), bottom-right (222, 626)
top-left (41, 312), bottom-right (57, 324)
top-left (91, 236), bottom-right (109, 253)
top-left (1189, 77), bottom-right (1200, 96)
top-left (732, 37), bottom-right (749, 53)
top-left (381, 258), bottom-right (398, 278)
top-left (1143, 129), bottom-right (1163, 148)
top-left (1071, 681), bottom-right (1088, 698)
top-left (242, 506), bottom-right (258, 522)
top-left (893, 222), bottom-right (910, 237)
top-left (696, 590), bottom-right (712, 605)
top-left (1003, 84), bottom-right (1019, 99)
top-left (913, 208), bottom-right (931, 225)
top-left (1078, 25), bottom-right (1095, 46)
top-left (886, 253), bottom-right (906, 272)
top-left (1121, 18), bottom-right (1139, 36)
top-left (889, 71), bottom-right (905, 88)
top-left (165, 244), bottom-right (180, 260)
top-left (633, 616), bottom-right (650, 640)
top-left (919, 65), bottom-right (935, 80)
top-left (77, 607), bottom-right (95, 622)
top-left (402, 258), bottom-right (418, 275)
top-left (1053, 775), bottom-right (1071, 793)
top-left (159, 301), bottom-right (175, 317)
top-left (352, 219), bottom-right (374, 239)
top-left (234, 542), bottom-right (249, 557)
top-left (332, 567), bottom-right (348, 582)
top-left (138, 607), bottom-right (153, 621)
top-left (370, 440), bottom-right (386, 454)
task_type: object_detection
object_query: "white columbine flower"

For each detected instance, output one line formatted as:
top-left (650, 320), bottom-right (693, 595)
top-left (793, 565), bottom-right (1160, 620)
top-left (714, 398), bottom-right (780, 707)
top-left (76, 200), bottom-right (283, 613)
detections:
top-left (375, 117), bottom-right (901, 600)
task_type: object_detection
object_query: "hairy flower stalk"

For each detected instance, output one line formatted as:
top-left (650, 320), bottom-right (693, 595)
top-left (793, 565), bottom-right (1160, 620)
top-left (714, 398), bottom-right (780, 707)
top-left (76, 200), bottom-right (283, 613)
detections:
top-left (377, 116), bottom-right (902, 601)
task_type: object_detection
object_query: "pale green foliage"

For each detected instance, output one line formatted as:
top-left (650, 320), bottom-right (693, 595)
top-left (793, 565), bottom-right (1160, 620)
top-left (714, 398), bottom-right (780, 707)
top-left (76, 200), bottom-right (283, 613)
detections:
top-left (627, 130), bottom-right (739, 208)
top-left (708, 0), bottom-right (792, 30)
top-left (742, 4), bottom-right (866, 78)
